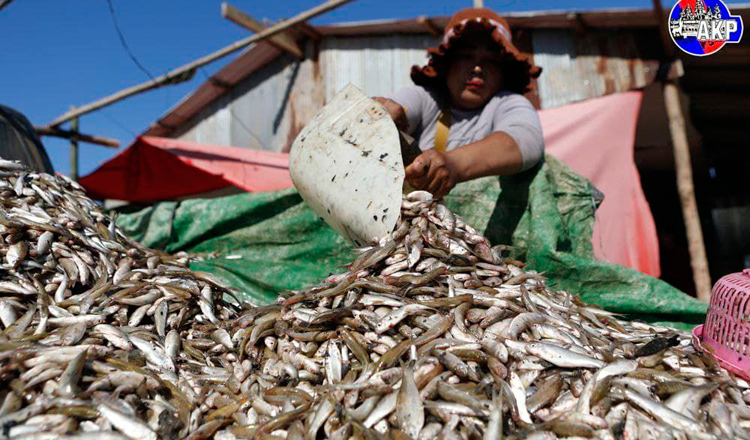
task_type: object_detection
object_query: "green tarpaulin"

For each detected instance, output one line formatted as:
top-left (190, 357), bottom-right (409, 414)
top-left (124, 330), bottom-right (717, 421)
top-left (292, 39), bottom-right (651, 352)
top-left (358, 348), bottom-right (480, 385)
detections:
top-left (117, 157), bottom-right (706, 331)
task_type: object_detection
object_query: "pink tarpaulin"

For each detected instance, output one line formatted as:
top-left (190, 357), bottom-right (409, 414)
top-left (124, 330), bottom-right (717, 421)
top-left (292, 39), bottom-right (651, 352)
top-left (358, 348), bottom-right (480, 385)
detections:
top-left (80, 136), bottom-right (292, 202)
top-left (540, 91), bottom-right (660, 277)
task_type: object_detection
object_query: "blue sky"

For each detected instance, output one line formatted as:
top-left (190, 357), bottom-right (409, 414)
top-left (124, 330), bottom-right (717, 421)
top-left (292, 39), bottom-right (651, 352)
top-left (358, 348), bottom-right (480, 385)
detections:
top-left (0, 0), bottom-right (692, 176)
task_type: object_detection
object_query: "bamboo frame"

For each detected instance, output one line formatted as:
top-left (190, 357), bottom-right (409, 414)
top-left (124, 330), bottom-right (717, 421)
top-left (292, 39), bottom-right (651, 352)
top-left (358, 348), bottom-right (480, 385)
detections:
top-left (46, 0), bottom-right (355, 128)
top-left (35, 127), bottom-right (119, 148)
top-left (222, 3), bottom-right (304, 58)
top-left (0, 0), bottom-right (15, 12)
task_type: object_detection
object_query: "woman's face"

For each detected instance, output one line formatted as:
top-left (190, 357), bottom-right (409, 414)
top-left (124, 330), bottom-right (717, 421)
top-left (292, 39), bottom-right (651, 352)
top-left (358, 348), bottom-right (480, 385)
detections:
top-left (446, 40), bottom-right (504, 110)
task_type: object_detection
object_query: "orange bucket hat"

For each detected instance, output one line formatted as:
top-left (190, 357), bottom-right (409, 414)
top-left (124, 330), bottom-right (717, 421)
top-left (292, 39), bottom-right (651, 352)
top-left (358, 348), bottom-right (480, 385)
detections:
top-left (411, 8), bottom-right (541, 94)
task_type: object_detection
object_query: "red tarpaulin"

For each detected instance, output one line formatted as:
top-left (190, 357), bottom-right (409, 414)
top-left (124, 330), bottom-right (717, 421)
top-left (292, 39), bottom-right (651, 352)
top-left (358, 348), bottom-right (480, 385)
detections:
top-left (80, 136), bottom-right (292, 202)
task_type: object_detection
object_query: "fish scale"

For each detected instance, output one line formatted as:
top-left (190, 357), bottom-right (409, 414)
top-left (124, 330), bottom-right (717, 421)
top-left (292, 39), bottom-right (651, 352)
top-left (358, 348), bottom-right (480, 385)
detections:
top-left (0, 158), bottom-right (748, 439)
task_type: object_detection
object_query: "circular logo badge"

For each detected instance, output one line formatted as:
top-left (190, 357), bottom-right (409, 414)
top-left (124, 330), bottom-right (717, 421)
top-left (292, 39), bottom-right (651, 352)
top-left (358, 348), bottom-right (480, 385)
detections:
top-left (669, 0), bottom-right (744, 56)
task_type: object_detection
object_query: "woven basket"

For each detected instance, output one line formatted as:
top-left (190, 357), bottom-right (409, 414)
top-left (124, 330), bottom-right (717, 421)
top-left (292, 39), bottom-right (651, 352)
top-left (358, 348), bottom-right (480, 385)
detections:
top-left (693, 269), bottom-right (750, 380)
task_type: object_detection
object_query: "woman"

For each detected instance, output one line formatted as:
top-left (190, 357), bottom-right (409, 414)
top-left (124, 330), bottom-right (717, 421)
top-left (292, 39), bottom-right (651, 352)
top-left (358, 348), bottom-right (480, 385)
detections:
top-left (375, 8), bottom-right (544, 199)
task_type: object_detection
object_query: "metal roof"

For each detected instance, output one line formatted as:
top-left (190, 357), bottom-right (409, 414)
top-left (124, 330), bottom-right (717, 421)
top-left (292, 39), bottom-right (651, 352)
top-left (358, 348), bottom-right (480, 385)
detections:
top-left (143, 6), bottom-right (749, 141)
top-left (314, 7), bottom-right (663, 36)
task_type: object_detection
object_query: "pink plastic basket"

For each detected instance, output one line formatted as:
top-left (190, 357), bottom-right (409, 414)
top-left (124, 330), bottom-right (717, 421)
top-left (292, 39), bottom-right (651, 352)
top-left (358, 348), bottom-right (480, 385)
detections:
top-left (693, 268), bottom-right (750, 380)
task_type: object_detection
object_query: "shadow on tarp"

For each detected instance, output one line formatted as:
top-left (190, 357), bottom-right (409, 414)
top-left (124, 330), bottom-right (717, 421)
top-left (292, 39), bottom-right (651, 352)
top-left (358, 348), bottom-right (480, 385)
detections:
top-left (116, 157), bottom-right (707, 331)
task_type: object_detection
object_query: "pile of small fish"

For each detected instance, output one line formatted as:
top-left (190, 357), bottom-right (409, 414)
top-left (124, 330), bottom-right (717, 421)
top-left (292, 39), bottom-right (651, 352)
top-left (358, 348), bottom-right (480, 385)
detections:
top-left (247, 192), bottom-right (750, 440)
top-left (2, 157), bottom-right (750, 440)
top-left (0, 158), bottom-right (243, 439)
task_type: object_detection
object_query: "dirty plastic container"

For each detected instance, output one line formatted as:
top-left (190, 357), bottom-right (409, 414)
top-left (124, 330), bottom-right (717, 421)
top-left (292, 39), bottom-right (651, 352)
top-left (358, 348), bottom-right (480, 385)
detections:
top-left (693, 268), bottom-right (750, 380)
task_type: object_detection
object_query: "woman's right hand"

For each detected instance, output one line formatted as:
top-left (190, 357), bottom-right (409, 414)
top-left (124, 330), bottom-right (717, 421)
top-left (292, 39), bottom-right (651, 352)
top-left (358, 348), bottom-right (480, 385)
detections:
top-left (373, 97), bottom-right (408, 133)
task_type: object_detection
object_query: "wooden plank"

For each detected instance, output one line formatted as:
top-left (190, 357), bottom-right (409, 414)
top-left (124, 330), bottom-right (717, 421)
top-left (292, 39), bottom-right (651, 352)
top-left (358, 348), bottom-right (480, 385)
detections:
top-left (294, 22), bottom-right (322, 41)
top-left (315, 17), bottom-right (448, 36)
top-left (311, 7), bottom-right (750, 37)
top-left (70, 117), bottom-right (79, 181)
top-left (416, 16), bottom-right (442, 37)
top-left (35, 126), bottom-right (120, 148)
top-left (0, 0), bottom-right (15, 12)
top-left (313, 10), bottom-right (661, 37)
top-left (492, 10), bottom-right (658, 29)
top-left (663, 81), bottom-right (712, 302)
top-left (222, 2), bottom-right (304, 59)
top-left (46, 0), bottom-right (354, 127)
top-left (652, 0), bottom-right (711, 301)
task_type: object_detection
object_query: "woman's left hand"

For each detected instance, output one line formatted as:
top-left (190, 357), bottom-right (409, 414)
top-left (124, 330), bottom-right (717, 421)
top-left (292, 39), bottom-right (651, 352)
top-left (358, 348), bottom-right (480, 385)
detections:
top-left (405, 150), bottom-right (461, 199)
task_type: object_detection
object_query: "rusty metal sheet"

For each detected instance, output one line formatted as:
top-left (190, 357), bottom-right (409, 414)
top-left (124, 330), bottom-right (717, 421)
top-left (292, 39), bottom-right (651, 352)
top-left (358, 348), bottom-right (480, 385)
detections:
top-left (172, 35), bottom-right (437, 153)
top-left (532, 29), bottom-right (660, 109)
top-left (160, 27), bottom-right (680, 151)
top-left (172, 44), bottom-right (326, 152)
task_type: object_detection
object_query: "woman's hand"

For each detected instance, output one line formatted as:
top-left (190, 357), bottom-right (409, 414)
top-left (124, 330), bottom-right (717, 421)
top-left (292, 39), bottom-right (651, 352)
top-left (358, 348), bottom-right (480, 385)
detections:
top-left (405, 150), bottom-right (461, 199)
top-left (405, 132), bottom-right (525, 199)
top-left (373, 97), bottom-right (408, 132)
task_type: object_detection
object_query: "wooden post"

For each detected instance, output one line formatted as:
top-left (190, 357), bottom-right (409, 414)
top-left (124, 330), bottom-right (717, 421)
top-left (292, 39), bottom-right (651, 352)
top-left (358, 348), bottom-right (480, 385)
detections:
top-left (70, 116), bottom-right (79, 181)
top-left (662, 82), bottom-right (712, 301)
top-left (473, 0), bottom-right (484, 7)
top-left (652, 0), bottom-right (712, 301)
top-left (417, 16), bottom-right (443, 36)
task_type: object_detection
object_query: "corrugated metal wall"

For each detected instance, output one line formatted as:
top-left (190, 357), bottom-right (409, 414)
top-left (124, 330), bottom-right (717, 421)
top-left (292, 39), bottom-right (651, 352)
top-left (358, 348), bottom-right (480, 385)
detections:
top-left (171, 30), bottom-right (659, 152)
top-left (173, 35), bottom-right (436, 151)
top-left (532, 30), bottom-right (659, 109)
top-left (320, 35), bottom-right (434, 102)
top-left (173, 55), bottom-right (301, 151)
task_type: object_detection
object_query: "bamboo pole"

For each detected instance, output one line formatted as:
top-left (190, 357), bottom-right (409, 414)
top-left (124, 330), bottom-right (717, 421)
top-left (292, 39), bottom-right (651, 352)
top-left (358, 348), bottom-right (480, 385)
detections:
top-left (662, 83), bottom-right (712, 301)
top-left (70, 116), bottom-right (79, 181)
top-left (0, 0), bottom-right (15, 12)
top-left (35, 126), bottom-right (119, 148)
top-left (652, 0), bottom-right (712, 301)
top-left (46, 0), bottom-right (355, 128)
